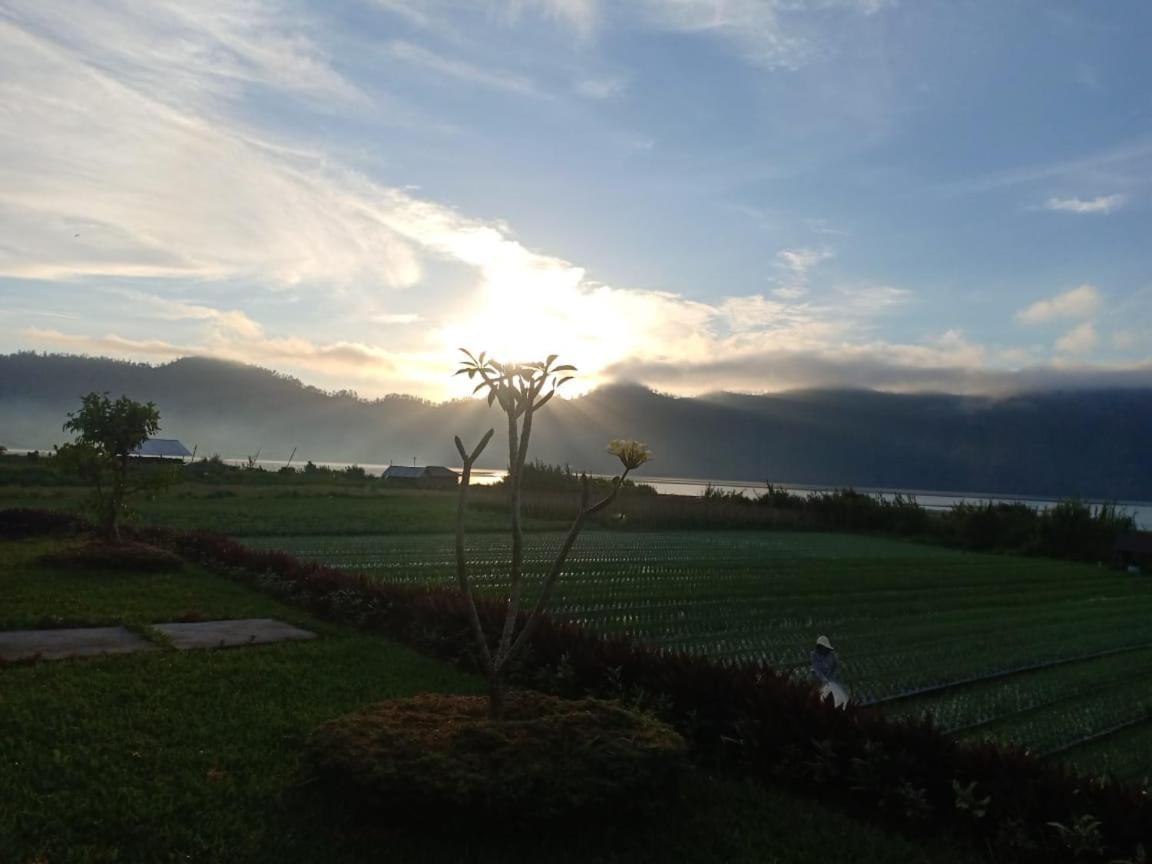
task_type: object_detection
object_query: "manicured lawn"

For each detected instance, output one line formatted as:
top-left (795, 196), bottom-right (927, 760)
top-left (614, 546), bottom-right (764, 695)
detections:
top-left (0, 536), bottom-right (980, 863)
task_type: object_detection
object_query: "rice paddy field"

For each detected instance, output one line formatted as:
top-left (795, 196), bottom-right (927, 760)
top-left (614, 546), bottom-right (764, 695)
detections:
top-left (246, 530), bottom-right (1152, 781)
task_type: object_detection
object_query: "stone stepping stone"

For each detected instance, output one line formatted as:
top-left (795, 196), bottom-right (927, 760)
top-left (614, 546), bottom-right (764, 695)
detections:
top-left (0, 626), bottom-right (157, 662)
top-left (152, 618), bottom-right (317, 650)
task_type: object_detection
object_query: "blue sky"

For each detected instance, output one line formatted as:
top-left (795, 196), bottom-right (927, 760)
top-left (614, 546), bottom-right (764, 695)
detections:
top-left (1, 0), bottom-right (1150, 398)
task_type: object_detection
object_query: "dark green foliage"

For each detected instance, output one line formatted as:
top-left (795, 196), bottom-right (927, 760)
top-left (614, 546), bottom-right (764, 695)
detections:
top-left (507, 460), bottom-right (658, 496)
top-left (0, 506), bottom-right (87, 538)
top-left (303, 691), bottom-right (685, 821)
top-left (500, 483), bottom-right (1136, 563)
top-left (38, 539), bottom-right (184, 573)
top-left (55, 392), bottom-right (164, 540)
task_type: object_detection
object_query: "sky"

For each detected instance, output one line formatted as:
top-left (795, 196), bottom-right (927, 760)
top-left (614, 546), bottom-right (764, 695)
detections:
top-left (1, 0), bottom-right (1150, 400)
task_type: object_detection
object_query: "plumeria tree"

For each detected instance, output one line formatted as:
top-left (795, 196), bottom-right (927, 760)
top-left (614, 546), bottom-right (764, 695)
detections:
top-left (453, 350), bottom-right (650, 719)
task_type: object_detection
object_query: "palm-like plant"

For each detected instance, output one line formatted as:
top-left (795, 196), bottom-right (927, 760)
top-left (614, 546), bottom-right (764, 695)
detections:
top-left (453, 349), bottom-right (650, 719)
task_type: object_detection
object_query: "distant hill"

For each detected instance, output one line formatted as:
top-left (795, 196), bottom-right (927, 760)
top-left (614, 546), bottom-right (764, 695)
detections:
top-left (2, 352), bottom-right (1150, 500)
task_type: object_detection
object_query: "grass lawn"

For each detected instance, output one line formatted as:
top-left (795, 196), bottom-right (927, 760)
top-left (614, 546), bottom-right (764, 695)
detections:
top-left (0, 536), bottom-right (981, 864)
top-left (0, 483), bottom-right (560, 536)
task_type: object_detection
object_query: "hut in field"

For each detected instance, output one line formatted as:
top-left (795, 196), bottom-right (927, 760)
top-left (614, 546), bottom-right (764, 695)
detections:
top-left (1114, 532), bottom-right (1152, 572)
top-left (382, 465), bottom-right (459, 490)
top-left (132, 438), bottom-right (193, 462)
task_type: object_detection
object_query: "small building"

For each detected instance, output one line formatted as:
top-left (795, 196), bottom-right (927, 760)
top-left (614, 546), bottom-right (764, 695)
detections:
top-left (382, 465), bottom-right (459, 489)
top-left (132, 438), bottom-right (193, 461)
top-left (1114, 532), bottom-right (1152, 572)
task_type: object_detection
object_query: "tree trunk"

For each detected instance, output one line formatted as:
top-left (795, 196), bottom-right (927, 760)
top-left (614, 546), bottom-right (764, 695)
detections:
top-left (103, 512), bottom-right (120, 544)
top-left (487, 670), bottom-right (505, 721)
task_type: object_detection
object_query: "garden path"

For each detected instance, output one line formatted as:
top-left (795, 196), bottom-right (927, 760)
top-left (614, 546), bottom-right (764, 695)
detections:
top-left (0, 618), bottom-right (315, 662)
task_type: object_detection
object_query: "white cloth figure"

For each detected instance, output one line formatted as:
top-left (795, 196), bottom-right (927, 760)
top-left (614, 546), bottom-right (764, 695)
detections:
top-left (811, 635), bottom-right (850, 709)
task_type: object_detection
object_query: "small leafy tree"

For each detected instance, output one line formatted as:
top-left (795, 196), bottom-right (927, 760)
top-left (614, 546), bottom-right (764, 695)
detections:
top-left (55, 392), bottom-right (162, 542)
top-left (453, 350), bottom-right (650, 719)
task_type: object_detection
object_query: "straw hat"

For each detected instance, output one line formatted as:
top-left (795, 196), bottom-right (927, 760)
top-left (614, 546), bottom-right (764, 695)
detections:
top-left (815, 635), bottom-right (834, 650)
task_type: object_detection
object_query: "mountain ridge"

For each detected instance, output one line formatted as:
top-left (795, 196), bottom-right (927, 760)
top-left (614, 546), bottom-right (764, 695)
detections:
top-left (2, 352), bottom-right (1149, 499)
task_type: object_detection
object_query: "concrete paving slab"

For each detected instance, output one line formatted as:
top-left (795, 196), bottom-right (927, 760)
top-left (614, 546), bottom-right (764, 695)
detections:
top-left (152, 618), bottom-right (317, 650)
top-left (0, 626), bottom-right (157, 662)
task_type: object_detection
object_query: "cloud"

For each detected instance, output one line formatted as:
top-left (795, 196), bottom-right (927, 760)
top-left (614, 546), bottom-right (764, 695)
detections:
top-left (0, 10), bottom-right (422, 289)
top-left (573, 76), bottom-right (627, 99)
top-left (606, 350), bottom-right (1152, 396)
top-left (1044, 194), bottom-right (1127, 214)
top-left (386, 40), bottom-right (542, 96)
top-left (107, 290), bottom-right (265, 339)
top-left (372, 313), bottom-right (423, 325)
top-left (772, 246), bottom-right (834, 298)
top-left (776, 246), bottom-right (834, 275)
top-left (1055, 322), bottom-right (1098, 356)
top-left (376, 0), bottom-right (894, 69)
top-left (1016, 285), bottom-right (1101, 325)
top-left (3, 0), bottom-right (364, 107)
top-left (23, 327), bottom-right (401, 377)
top-left (507, 0), bottom-right (599, 35)
top-left (637, 0), bottom-right (895, 69)
top-left (8, 0), bottom-right (1149, 403)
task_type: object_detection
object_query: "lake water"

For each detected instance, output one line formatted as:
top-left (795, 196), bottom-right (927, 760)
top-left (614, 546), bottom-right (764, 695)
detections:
top-left (225, 458), bottom-right (1152, 530)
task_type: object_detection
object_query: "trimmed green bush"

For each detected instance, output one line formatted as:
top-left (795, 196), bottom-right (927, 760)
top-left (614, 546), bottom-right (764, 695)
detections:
top-left (302, 691), bottom-right (686, 821)
top-left (38, 539), bottom-right (185, 572)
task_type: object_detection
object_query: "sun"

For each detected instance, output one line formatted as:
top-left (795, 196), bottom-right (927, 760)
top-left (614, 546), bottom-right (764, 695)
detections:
top-left (437, 272), bottom-right (634, 397)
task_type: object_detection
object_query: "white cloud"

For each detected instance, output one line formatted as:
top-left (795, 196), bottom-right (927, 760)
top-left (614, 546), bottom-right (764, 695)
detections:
top-left (23, 327), bottom-right (404, 378)
top-left (776, 246), bottom-right (834, 275)
top-left (772, 246), bottom-right (834, 298)
top-left (508, 0), bottom-right (599, 35)
top-left (386, 41), bottom-right (542, 96)
top-left (573, 76), bottom-right (627, 99)
top-left (0, 12), bottom-right (421, 289)
top-left (637, 0), bottom-right (895, 68)
top-left (1055, 322), bottom-right (1098, 356)
top-left (372, 313), bottom-right (423, 325)
top-left (1044, 194), bottom-right (1127, 214)
top-left (2, 0), bottom-right (364, 107)
top-left (1016, 284), bottom-right (1101, 325)
top-left (105, 290), bottom-right (265, 339)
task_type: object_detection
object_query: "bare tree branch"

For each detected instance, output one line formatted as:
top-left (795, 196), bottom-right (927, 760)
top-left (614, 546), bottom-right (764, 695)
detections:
top-left (454, 428), bottom-right (496, 674)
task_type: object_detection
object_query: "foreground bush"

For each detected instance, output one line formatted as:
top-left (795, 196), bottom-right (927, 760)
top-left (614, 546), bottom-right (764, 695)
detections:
top-left (0, 507), bottom-right (88, 538)
top-left (303, 691), bottom-right (685, 821)
top-left (38, 539), bottom-right (184, 573)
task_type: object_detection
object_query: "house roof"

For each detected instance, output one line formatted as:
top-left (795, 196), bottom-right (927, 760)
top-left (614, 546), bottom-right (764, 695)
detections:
top-left (382, 465), bottom-right (459, 480)
top-left (1115, 532), bottom-right (1152, 553)
top-left (134, 438), bottom-right (192, 458)
top-left (383, 465), bottom-right (425, 479)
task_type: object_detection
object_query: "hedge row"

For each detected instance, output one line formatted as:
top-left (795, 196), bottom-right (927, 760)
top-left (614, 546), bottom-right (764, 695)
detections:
top-left (4, 507), bottom-right (1149, 862)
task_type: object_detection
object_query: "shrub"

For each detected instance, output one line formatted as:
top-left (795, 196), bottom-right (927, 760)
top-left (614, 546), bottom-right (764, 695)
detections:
top-left (0, 507), bottom-right (88, 538)
top-left (38, 540), bottom-right (185, 572)
top-left (302, 691), bottom-right (686, 822)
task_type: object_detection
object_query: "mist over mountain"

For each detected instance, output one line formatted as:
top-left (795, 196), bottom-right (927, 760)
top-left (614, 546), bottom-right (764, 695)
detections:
top-left (2, 352), bottom-right (1149, 500)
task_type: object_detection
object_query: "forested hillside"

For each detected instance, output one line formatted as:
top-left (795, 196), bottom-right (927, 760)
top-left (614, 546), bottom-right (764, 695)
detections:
top-left (2, 352), bottom-right (1149, 499)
